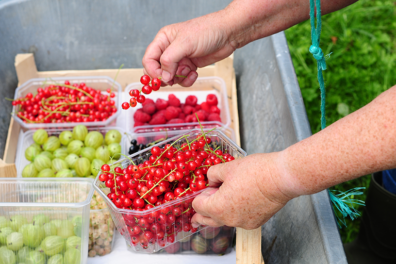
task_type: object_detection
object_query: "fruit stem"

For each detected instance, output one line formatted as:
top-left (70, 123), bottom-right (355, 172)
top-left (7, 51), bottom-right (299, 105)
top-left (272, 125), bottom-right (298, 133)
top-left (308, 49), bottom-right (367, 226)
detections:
top-left (140, 168), bottom-right (177, 199)
top-left (49, 78), bottom-right (94, 99)
top-left (178, 187), bottom-right (190, 197)
top-left (118, 153), bottom-right (136, 166)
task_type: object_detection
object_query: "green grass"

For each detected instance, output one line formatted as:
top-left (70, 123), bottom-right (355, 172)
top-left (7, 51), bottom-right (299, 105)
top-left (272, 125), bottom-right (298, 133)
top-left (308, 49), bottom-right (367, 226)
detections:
top-left (285, 0), bottom-right (396, 243)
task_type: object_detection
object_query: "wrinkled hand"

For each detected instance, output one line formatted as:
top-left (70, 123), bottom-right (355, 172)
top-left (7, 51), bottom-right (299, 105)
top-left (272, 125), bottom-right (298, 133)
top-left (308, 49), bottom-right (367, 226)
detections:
top-left (191, 153), bottom-right (296, 230)
top-left (142, 11), bottom-right (238, 87)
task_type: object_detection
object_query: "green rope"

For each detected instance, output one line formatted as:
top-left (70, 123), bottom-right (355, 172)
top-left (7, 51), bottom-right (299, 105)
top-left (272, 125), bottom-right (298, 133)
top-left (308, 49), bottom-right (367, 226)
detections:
top-left (309, 0), bottom-right (365, 228)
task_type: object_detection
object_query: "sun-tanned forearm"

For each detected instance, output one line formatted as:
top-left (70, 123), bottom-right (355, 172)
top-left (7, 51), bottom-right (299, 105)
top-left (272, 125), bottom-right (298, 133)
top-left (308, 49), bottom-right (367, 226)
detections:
top-left (278, 85), bottom-right (396, 198)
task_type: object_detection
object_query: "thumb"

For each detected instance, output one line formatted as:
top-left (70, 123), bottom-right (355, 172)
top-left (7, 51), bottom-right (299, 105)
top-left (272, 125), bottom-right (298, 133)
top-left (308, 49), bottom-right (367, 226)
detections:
top-left (159, 39), bottom-right (193, 82)
top-left (191, 188), bottom-right (224, 227)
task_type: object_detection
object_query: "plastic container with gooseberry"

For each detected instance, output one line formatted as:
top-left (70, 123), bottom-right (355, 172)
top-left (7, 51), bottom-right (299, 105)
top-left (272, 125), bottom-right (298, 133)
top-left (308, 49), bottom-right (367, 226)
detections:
top-left (0, 178), bottom-right (94, 264)
top-left (93, 129), bottom-right (247, 254)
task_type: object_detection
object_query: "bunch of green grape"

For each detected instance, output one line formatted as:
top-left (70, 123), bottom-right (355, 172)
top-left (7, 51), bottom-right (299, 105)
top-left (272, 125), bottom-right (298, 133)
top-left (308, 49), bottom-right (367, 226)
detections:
top-left (0, 214), bottom-right (83, 264)
top-left (22, 125), bottom-right (123, 178)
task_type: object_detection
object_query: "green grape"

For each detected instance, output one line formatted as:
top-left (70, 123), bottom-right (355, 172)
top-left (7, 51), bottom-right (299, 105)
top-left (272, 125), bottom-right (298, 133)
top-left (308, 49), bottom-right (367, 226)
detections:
top-left (53, 148), bottom-right (68, 160)
top-left (64, 154), bottom-right (79, 169)
top-left (65, 236), bottom-right (81, 250)
top-left (67, 140), bottom-right (84, 155)
top-left (55, 169), bottom-right (73, 178)
top-left (84, 131), bottom-right (104, 149)
top-left (37, 168), bottom-right (55, 178)
top-left (40, 151), bottom-right (54, 160)
top-left (17, 246), bottom-right (31, 263)
top-left (48, 254), bottom-right (63, 264)
top-left (64, 248), bottom-right (80, 264)
top-left (43, 136), bottom-right (60, 152)
top-left (59, 131), bottom-right (73, 146)
top-left (6, 232), bottom-right (23, 251)
top-left (105, 129), bottom-right (122, 145)
top-left (43, 223), bottom-right (57, 237)
top-left (0, 227), bottom-right (13, 245)
top-left (9, 216), bottom-right (27, 232)
top-left (72, 125), bottom-right (88, 141)
top-left (80, 147), bottom-right (96, 161)
top-left (24, 146), bottom-right (41, 162)
top-left (90, 159), bottom-right (104, 177)
top-left (0, 217), bottom-right (9, 229)
top-left (0, 247), bottom-right (16, 264)
top-left (33, 155), bottom-right (52, 172)
top-left (51, 159), bottom-right (68, 174)
top-left (22, 164), bottom-right (38, 178)
top-left (108, 143), bottom-right (121, 159)
top-left (21, 224), bottom-right (45, 248)
top-left (57, 221), bottom-right (74, 239)
top-left (74, 158), bottom-right (91, 177)
top-left (32, 214), bottom-right (49, 226)
top-left (50, 220), bottom-right (62, 229)
top-left (25, 251), bottom-right (45, 264)
top-left (41, 236), bottom-right (64, 256)
top-left (33, 129), bottom-right (48, 145)
top-left (95, 145), bottom-right (110, 163)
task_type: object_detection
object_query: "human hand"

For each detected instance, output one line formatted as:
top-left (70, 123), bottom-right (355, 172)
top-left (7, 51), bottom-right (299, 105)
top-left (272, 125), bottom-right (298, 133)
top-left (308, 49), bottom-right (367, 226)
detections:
top-left (191, 152), bottom-right (298, 229)
top-left (142, 10), bottom-right (239, 87)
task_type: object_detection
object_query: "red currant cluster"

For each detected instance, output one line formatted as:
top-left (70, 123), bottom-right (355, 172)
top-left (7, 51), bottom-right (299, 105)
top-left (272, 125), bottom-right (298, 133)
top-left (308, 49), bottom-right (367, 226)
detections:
top-left (122, 75), bottom-right (161, 110)
top-left (13, 81), bottom-right (117, 123)
top-left (98, 133), bottom-right (235, 249)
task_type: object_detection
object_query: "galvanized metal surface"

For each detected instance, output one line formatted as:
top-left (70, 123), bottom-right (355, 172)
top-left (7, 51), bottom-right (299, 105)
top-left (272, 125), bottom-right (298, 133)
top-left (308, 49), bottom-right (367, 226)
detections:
top-left (0, 1), bottom-right (346, 263)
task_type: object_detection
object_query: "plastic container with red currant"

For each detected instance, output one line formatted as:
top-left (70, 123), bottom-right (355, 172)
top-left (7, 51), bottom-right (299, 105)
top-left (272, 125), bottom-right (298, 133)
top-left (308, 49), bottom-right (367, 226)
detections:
top-left (122, 77), bottom-right (231, 133)
top-left (93, 129), bottom-right (246, 253)
top-left (12, 76), bottom-right (122, 130)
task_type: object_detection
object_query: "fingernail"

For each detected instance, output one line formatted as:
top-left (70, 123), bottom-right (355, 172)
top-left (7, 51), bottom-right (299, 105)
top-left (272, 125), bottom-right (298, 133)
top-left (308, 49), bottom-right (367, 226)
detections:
top-left (189, 72), bottom-right (198, 81)
top-left (181, 67), bottom-right (190, 76)
top-left (162, 71), bottom-right (171, 82)
top-left (192, 223), bottom-right (199, 228)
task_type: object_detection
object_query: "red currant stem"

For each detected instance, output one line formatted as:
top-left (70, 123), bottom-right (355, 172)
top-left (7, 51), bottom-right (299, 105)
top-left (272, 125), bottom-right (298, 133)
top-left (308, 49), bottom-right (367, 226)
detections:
top-left (206, 148), bottom-right (226, 162)
top-left (18, 114), bottom-right (41, 123)
top-left (141, 171), bottom-right (149, 181)
top-left (141, 163), bottom-right (162, 170)
top-left (175, 75), bottom-right (187, 78)
top-left (49, 78), bottom-right (94, 99)
top-left (198, 165), bottom-right (211, 169)
top-left (195, 114), bottom-right (225, 161)
top-left (45, 102), bottom-right (93, 106)
top-left (118, 153), bottom-right (136, 166)
top-left (171, 182), bottom-right (178, 191)
top-left (192, 173), bottom-right (197, 183)
top-left (5, 98), bottom-right (14, 102)
top-left (153, 135), bottom-right (192, 164)
top-left (140, 168), bottom-right (177, 199)
top-left (137, 179), bottom-right (147, 182)
top-left (147, 135), bottom-right (168, 147)
top-left (109, 64), bottom-right (124, 96)
top-left (44, 95), bottom-right (66, 102)
top-left (178, 187), bottom-right (190, 197)
top-left (181, 207), bottom-right (190, 215)
top-left (214, 146), bottom-right (221, 151)
top-left (173, 128), bottom-right (216, 154)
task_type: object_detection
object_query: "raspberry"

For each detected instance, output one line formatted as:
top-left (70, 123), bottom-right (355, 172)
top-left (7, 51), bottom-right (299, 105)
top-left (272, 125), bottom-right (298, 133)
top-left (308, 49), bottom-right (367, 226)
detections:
top-left (178, 113), bottom-right (186, 120)
top-left (152, 109), bottom-right (166, 119)
top-left (208, 113), bottom-right (221, 122)
top-left (194, 104), bottom-right (201, 112)
top-left (175, 107), bottom-right (182, 114)
top-left (183, 105), bottom-right (194, 115)
top-left (134, 121), bottom-right (145, 127)
top-left (185, 95), bottom-right (198, 106)
top-left (185, 115), bottom-right (194, 123)
top-left (156, 98), bottom-right (169, 110)
top-left (142, 103), bottom-right (156, 115)
top-left (165, 106), bottom-right (179, 120)
top-left (200, 102), bottom-right (211, 113)
top-left (167, 118), bottom-right (185, 124)
top-left (149, 114), bottom-right (167, 125)
top-left (206, 94), bottom-right (218, 106)
top-left (134, 109), bottom-right (151, 123)
top-left (195, 110), bottom-right (208, 121)
top-left (142, 98), bottom-right (154, 106)
top-left (168, 94), bottom-right (181, 107)
top-left (210, 105), bottom-right (221, 114)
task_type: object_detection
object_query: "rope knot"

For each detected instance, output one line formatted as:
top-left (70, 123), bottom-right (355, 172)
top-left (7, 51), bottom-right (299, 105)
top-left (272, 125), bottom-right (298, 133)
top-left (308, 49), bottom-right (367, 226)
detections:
top-left (309, 45), bottom-right (327, 70)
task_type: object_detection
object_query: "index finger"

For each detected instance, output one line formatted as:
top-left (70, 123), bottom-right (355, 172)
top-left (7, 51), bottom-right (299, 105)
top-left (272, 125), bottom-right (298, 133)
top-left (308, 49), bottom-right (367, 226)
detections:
top-left (142, 32), bottom-right (170, 79)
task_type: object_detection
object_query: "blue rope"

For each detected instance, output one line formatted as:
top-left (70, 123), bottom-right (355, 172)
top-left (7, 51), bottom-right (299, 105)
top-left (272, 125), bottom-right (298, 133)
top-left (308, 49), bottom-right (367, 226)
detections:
top-left (308, 0), bottom-right (365, 228)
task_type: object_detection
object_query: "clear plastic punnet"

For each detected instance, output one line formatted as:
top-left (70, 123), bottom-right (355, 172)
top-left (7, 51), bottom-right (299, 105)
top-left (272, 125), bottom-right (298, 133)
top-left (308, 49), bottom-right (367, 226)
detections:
top-left (12, 76), bottom-right (122, 130)
top-left (15, 127), bottom-right (128, 178)
top-left (93, 129), bottom-right (247, 254)
top-left (123, 77), bottom-right (231, 133)
top-left (0, 178), bottom-right (94, 264)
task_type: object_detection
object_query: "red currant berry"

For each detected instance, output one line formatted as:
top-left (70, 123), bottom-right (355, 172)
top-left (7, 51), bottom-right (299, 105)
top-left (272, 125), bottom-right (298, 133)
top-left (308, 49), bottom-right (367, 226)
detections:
top-left (137, 94), bottom-right (146, 104)
top-left (129, 89), bottom-right (140, 97)
top-left (122, 102), bottom-right (130, 110)
top-left (152, 78), bottom-right (161, 91)
top-left (141, 85), bottom-right (152, 95)
top-left (101, 164), bottom-right (110, 172)
top-left (140, 75), bottom-right (151, 85)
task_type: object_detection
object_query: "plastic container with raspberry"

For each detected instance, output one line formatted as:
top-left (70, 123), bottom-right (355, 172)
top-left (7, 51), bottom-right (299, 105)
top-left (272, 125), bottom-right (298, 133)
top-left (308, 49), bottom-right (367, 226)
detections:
top-left (123, 77), bottom-right (230, 133)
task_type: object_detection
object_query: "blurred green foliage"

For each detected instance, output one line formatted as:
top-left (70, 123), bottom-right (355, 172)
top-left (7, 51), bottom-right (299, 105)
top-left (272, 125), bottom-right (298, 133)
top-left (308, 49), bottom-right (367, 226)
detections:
top-left (285, 0), bottom-right (396, 243)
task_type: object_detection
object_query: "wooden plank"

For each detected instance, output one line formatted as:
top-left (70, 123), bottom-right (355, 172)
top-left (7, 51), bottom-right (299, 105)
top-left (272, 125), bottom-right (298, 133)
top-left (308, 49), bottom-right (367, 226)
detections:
top-left (0, 159), bottom-right (17, 178)
top-left (15, 54), bottom-right (39, 83)
top-left (3, 118), bottom-right (20, 164)
top-left (236, 228), bottom-right (263, 264)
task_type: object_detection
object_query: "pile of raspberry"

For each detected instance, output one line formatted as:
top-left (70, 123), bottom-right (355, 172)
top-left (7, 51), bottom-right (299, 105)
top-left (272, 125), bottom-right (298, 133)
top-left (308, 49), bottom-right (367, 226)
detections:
top-left (133, 94), bottom-right (221, 127)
